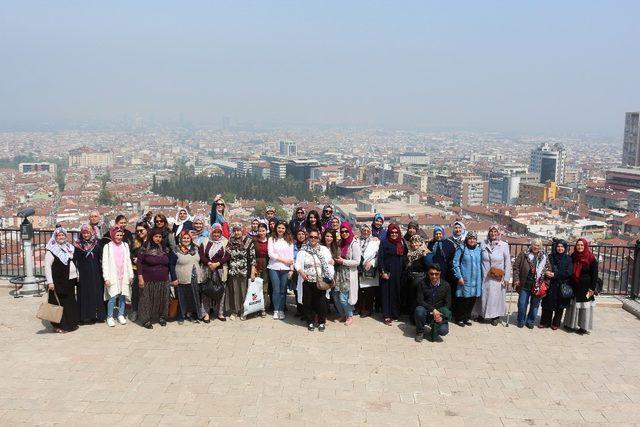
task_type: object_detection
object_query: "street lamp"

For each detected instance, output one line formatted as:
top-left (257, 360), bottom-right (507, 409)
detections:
top-left (10, 208), bottom-right (46, 297)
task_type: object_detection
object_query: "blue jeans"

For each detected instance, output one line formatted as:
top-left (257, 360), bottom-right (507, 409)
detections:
top-left (107, 294), bottom-right (126, 318)
top-left (268, 269), bottom-right (290, 312)
top-left (517, 288), bottom-right (540, 326)
top-left (414, 305), bottom-right (449, 338)
top-left (332, 290), bottom-right (353, 318)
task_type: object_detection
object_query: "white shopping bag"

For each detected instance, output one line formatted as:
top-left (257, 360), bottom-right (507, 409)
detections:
top-left (243, 277), bottom-right (265, 316)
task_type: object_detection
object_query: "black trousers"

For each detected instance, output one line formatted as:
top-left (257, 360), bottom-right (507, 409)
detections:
top-left (454, 296), bottom-right (477, 323)
top-left (302, 281), bottom-right (328, 324)
top-left (356, 286), bottom-right (376, 315)
top-left (540, 306), bottom-right (564, 327)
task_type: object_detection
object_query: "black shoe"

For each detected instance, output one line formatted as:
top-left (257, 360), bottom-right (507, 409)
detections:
top-left (526, 323), bottom-right (534, 329)
top-left (577, 328), bottom-right (589, 335)
top-left (490, 319), bottom-right (499, 326)
top-left (217, 316), bottom-right (227, 322)
top-left (307, 323), bottom-right (315, 331)
top-left (318, 324), bottom-right (325, 332)
top-left (464, 321), bottom-right (472, 326)
top-left (143, 322), bottom-right (153, 329)
top-left (433, 335), bottom-right (443, 343)
top-left (159, 318), bottom-right (167, 327)
top-left (415, 333), bottom-right (424, 343)
top-left (517, 323), bottom-right (524, 328)
top-left (192, 319), bottom-right (200, 324)
top-left (202, 317), bottom-right (210, 323)
top-left (456, 321), bottom-right (465, 327)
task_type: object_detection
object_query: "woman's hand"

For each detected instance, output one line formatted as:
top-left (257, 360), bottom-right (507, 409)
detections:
top-left (48, 283), bottom-right (54, 291)
top-left (364, 261), bottom-right (372, 271)
top-left (105, 280), bottom-right (112, 287)
top-left (381, 272), bottom-right (389, 280)
top-left (300, 272), bottom-right (309, 282)
top-left (288, 271), bottom-right (294, 279)
top-left (171, 280), bottom-right (179, 287)
top-left (586, 289), bottom-right (594, 299)
top-left (545, 271), bottom-right (554, 278)
top-left (138, 277), bottom-right (145, 288)
top-left (285, 259), bottom-right (294, 267)
top-left (457, 278), bottom-right (464, 286)
top-left (335, 257), bottom-right (344, 265)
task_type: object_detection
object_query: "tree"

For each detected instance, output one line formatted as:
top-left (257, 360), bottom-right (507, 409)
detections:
top-left (97, 182), bottom-right (115, 205)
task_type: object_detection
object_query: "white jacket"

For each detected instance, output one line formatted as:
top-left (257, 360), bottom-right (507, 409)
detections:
top-left (294, 245), bottom-right (334, 304)
top-left (338, 239), bottom-right (362, 305)
top-left (102, 241), bottom-right (134, 300)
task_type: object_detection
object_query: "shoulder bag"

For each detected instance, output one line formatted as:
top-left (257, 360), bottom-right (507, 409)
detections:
top-left (486, 247), bottom-right (505, 281)
top-left (526, 255), bottom-right (548, 298)
top-left (312, 252), bottom-right (334, 291)
top-left (36, 291), bottom-right (63, 324)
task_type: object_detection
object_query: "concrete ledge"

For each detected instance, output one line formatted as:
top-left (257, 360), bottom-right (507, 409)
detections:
top-left (622, 298), bottom-right (640, 319)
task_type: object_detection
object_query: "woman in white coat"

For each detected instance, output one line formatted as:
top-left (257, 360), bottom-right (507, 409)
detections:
top-left (294, 229), bottom-right (335, 332)
top-left (356, 224), bottom-right (380, 317)
top-left (333, 221), bottom-right (361, 325)
top-left (102, 226), bottom-right (134, 327)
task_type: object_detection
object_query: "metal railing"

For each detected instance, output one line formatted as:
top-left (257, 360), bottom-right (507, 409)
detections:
top-left (1, 228), bottom-right (638, 298)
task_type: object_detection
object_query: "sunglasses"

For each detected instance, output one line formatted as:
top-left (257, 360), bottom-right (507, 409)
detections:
top-left (309, 236), bottom-right (319, 239)
top-left (155, 219), bottom-right (165, 223)
top-left (428, 272), bottom-right (441, 276)
top-left (136, 229), bottom-right (146, 233)
top-left (216, 203), bottom-right (225, 206)
top-left (389, 231), bottom-right (399, 234)
top-left (340, 230), bottom-right (349, 234)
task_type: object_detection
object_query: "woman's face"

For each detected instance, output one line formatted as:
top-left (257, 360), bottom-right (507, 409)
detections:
top-left (488, 228), bottom-right (499, 241)
top-left (556, 244), bottom-right (566, 254)
top-left (308, 232), bottom-right (319, 246)
top-left (55, 232), bottom-right (66, 245)
top-left (180, 234), bottom-right (192, 246)
top-left (374, 218), bottom-right (383, 228)
top-left (113, 231), bottom-right (124, 244)
top-left (331, 218), bottom-right (340, 229)
top-left (251, 220), bottom-right (259, 231)
top-left (407, 227), bottom-right (417, 237)
top-left (178, 210), bottom-right (187, 220)
top-left (434, 231), bottom-right (443, 241)
top-left (233, 228), bottom-right (243, 239)
top-left (154, 217), bottom-right (166, 228)
top-left (360, 228), bottom-right (371, 238)
top-left (454, 224), bottom-right (462, 235)
top-left (152, 233), bottom-right (163, 244)
top-left (81, 230), bottom-right (92, 240)
top-left (136, 227), bottom-right (147, 239)
top-left (389, 228), bottom-right (399, 239)
top-left (117, 218), bottom-right (127, 227)
top-left (276, 224), bottom-right (286, 237)
top-left (410, 240), bottom-right (421, 251)
top-left (193, 220), bottom-right (203, 232)
top-left (269, 220), bottom-right (276, 230)
top-left (216, 202), bottom-right (225, 213)
top-left (323, 232), bottom-right (334, 245)
top-left (296, 231), bottom-right (307, 243)
top-left (467, 236), bottom-right (477, 247)
top-left (309, 215), bottom-right (317, 224)
top-left (212, 229), bottom-right (222, 240)
top-left (576, 240), bottom-right (585, 252)
top-left (258, 227), bottom-right (267, 239)
top-left (531, 243), bottom-right (540, 254)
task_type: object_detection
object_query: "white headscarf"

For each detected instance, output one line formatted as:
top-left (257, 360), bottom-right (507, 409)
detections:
top-left (46, 227), bottom-right (75, 265)
top-left (174, 207), bottom-right (192, 236)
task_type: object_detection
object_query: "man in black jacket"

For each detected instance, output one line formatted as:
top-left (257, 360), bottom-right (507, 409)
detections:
top-left (415, 264), bottom-right (452, 342)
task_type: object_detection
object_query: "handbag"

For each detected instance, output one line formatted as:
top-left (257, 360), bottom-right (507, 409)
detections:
top-left (312, 252), bottom-right (334, 291)
top-left (168, 296), bottom-right (179, 319)
top-left (201, 270), bottom-right (225, 301)
top-left (531, 277), bottom-right (549, 298)
top-left (560, 282), bottom-right (574, 299)
top-left (36, 291), bottom-right (63, 324)
top-left (488, 266), bottom-right (505, 281)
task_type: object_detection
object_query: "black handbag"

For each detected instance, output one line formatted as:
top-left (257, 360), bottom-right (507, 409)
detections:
top-left (560, 282), bottom-right (574, 299)
top-left (201, 270), bottom-right (225, 301)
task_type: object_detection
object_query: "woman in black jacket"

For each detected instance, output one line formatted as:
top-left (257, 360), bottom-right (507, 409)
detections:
top-left (539, 239), bottom-right (573, 330)
top-left (563, 238), bottom-right (598, 335)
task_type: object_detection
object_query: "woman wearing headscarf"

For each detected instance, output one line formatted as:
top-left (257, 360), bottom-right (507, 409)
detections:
top-left (512, 239), bottom-right (551, 329)
top-left (320, 204), bottom-right (335, 231)
top-left (226, 223), bottom-right (254, 320)
top-left (294, 228), bottom-right (335, 331)
top-left (174, 230), bottom-right (205, 323)
top-left (474, 225), bottom-right (512, 326)
top-left (191, 215), bottom-right (210, 246)
top-left (448, 221), bottom-right (467, 250)
top-left (539, 239), bottom-right (573, 330)
top-left (564, 238), bottom-right (597, 335)
top-left (289, 206), bottom-right (306, 234)
top-left (73, 224), bottom-right (106, 324)
top-left (199, 223), bottom-right (231, 322)
top-left (356, 224), bottom-right (380, 317)
top-left (402, 235), bottom-right (433, 319)
top-left (403, 221), bottom-right (420, 244)
top-left (102, 226), bottom-right (134, 327)
top-left (452, 231), bottom-right (482, 326)
top-left (371, 213), bottom-right (387, 240)
top-left (332, 221), bottom-right (361, 326)
top-left (378, 223), bottom-right (407, 325)
top-left (209, 196), bottom-right (230, 238)
top-left (136, 228), bottom-right (178, 329)
top-left (44, 227), bottom-right (79, 333)
top-left (172, 207), bottom-right (194, 238)
top-left (244, 217), bottom-right (260, 243)
top-left (305, 210), bottom-right (322, 233)
top-left (427, 226), bottom-right (457, 307)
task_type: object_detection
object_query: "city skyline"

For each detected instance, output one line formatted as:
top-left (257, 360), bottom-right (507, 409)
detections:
top-left (1, 1), bottom-right (639, 136)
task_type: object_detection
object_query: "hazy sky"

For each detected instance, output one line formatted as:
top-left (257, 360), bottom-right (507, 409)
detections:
top-left (1, 1), bottom-right (638, 134)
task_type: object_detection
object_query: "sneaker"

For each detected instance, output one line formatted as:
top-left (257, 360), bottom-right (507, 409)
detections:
top-left (307, 323), bottom-right (315, 331)
top-left (415, 333), bottom-right (424, 343)
top-left (117, 315), bottom-right (127, 325)
top-left (273, 311), bottom-right (280, 320)
top-left (128, 311), bottom-right (137, 322)
top-left (278, 311), bottom-right (285, 320)
top-left (106, 317), bottom-right (116, 327)
top-left (261, 311), bottom-right (266, 318)
top-left (318, 324), bottom-right (326, 332)
top-left (526, 323), bottom-right (534, 330)
top-left (240, 315), bottom-right (246, 321)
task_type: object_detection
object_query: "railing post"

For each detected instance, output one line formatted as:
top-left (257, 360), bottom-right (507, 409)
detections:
top-left (631, 240), bottom-right (640, 300)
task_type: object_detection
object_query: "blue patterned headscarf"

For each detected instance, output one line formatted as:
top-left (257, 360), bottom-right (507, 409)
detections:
top-left (46, 227), bottom-right (75, 265)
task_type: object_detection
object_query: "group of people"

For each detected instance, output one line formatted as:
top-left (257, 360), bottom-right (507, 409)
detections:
top-left (43, 201), bottom-right (599, 342)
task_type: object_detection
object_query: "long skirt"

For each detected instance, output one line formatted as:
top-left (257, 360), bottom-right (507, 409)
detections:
top-left (49, 279), bottom-right (79, 332)
top-left (563, 299), bottom-right (594, 331)
top-left (138, 281), bottom-right (170, 324)
top-left (176, 282), bottom-right (201, 319)
top-left (473, 278), bottom-right (506, 319)
top-left (226, 275), bottom-right (248, 316)
top-left (201, 288), bottom-right (225, 318)
top-left (76, 278), bottom-right (106, 322)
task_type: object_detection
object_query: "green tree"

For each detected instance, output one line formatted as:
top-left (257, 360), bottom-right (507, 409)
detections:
top-left (97, 182), bottom-right (115, 205)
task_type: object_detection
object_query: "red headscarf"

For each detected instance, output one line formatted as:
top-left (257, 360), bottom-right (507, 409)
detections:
top-left (571, 238), bottom-right (596, 283)
top-left (386, 223), bottom-right (404, 256)
top-left (339, 221), bottom-right (354, 257)
top-left (109, 225), bottom-right (123, 244)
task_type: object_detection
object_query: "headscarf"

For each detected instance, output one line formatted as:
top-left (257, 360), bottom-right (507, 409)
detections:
top-left (177, 230), bottom-right (198, 255)
top-left (208, 223), bottom-right (225, 259)
top-left (371, 213), bottom-right (385, 238)
top-left (386, 223), bottom-right (404, 256)
top-left (485, 224), bottom-right (502, 250)
top-left (449, 221), bottom-right (467, 247)
top-left (46, 227), bottom-right (75, 265)
top-left (464, 231), bottom-right (478, 248)
top-left (339, 221), bottom-right (355, 257)
top-left (174, 207), bottom-right (192, 235)
top-left (73, 224), bottom-right (98, 252)
top-left (141, 228), bottom-right (169, 256)
top-left (290, 206), bottom-right (306, 233)
top-left (571, 238), bottom-right (596, 283)
top-left (550, 239), bottom-right (569, 271)
top-left (227, 223), bottom-right (245, 251)
top-left (406, 235), bottom-right (429, 264)
top-left (109, 225), bottom-right (123, 245)
top-left (431, 225), bottom-right (446, 253)
top-left (247, 217), bottom-right (261, 239)
top-left (403, 220), bottom-right (419, 241)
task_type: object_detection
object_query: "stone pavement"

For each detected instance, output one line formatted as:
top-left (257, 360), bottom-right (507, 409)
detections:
top-left (1, 289), bottom-right (640, 426)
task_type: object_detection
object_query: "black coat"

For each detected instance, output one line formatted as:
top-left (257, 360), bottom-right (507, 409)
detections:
top-left (74, 245), bottom-right (106, 321)
top-left (573, 259), bottom-right (598, 303)
top-left (542, 253), bottom-right (573, 311)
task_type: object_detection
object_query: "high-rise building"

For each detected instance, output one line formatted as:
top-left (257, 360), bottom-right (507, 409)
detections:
top-left (68, 147), bottom-right (114, 168)
top-left (269, 160), bottom-right (288, 180)
top-left (18, 162), bottom-right (56, 174)
top-left (622, 112), bottom-right (640, 166)
top-left (431, 173), bottom-right (488, 207)
top-left (529, 142), bottom-right (566, 184)
top-left (279, 141), bottom-right (297, 157)
top-left (488, 165), bottom-right (537, 205)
